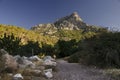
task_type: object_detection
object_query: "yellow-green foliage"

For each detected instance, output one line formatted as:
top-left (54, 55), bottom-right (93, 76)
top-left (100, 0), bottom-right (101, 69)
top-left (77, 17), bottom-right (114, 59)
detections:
top-left (0, 24), bottom-right (57, 46)
top-left (55, 29), bottom-right (83, 40)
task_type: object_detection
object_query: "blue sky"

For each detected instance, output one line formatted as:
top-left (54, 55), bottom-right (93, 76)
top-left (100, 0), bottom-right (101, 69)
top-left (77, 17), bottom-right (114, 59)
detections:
top-left (0, 0), bottom-right (120, 29)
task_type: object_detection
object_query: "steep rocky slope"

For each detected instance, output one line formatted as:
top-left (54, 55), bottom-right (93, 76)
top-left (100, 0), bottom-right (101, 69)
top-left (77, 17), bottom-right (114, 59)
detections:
top-left (31, 12), bottom-right (87, 31)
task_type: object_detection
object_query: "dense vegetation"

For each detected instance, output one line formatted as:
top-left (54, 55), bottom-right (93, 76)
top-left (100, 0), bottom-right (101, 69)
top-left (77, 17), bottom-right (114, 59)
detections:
top-left (0, 24), bottom-right (57, 45)
top-left (68, 32), bottom-right (120, 68)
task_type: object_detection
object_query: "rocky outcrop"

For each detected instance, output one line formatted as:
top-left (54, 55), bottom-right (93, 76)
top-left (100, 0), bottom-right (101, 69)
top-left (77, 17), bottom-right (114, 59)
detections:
top-left (31, 12), bottom-right (87, 31)
top-left (54, 12), bottom-right (87, 30)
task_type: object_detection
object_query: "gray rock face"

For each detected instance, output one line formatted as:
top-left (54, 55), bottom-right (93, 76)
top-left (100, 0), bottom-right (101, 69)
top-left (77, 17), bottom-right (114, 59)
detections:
top-left (0, 49), bottom-right (18, 72)
top-left (54, 12), bottom-right (86, 30)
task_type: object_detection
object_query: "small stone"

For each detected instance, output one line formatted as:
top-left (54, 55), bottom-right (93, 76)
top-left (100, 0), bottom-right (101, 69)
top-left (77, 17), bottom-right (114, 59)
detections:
top-left (45, 71), bottom-right (53, 79)
top-left (13, 73), bottom-right (23, 80)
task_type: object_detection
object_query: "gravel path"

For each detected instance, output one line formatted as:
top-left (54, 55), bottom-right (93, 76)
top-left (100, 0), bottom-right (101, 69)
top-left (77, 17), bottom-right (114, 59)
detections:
top-left (52, 59), bottom-right (114, 80)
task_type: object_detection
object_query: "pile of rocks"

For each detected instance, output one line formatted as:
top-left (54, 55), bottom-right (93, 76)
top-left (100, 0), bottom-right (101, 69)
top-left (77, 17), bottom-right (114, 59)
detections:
top-left (0, 49), bottom-right (57, 80)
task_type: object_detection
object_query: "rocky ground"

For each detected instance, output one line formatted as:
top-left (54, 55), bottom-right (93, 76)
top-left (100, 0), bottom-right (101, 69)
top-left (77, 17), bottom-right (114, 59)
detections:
top-left (0, 49), bottom-right (56, 80)
top-left (0, 49), bottom-right (118, 80)
top-left (53, 60), bottom-right (114, 80)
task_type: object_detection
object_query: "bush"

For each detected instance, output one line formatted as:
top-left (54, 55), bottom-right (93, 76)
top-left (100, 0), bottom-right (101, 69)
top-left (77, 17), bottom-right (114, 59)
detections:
top-left (56, 39), bottom-right (78, 58)
top-left (69, 32), bottom-right (120, 68)
top-left (0, 33), bottom-right (21, 55)
top-left (68, 52), bottom-right (80, 63)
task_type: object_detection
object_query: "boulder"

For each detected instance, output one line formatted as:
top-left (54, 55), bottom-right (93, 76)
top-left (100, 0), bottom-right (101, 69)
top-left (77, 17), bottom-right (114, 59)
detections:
top-left (43, 59), bottom-right (56, 66)
top-left (43, 56), bottom-right (56, 67)
top-left (13, 73), bottom-right (23, 80)
top-left (0, 49), bottom-right (18, 72)
top-left (15, 56), bottom-right (35, 69)
top-left (43, 69), bottom-right (53, 78)
top-left (44, 71), bottom-right (53, 79)
top-left (44, 56), bottom-right (55, 61)
top-left (18, 59), bottom-right (35, 69)
top-left (16, 56), bottom-right (24, 64)
top-left (29, 55), bottom-right (42, 62)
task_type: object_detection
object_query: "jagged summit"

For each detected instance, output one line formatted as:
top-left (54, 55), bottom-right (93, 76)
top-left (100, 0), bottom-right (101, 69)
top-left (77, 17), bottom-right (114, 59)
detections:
top-left (31, 12), bottom-right (87, 30)
top-left (70, 12), bottom-right (83, 21)
top-left (54, 12), bottom-right (86, 30)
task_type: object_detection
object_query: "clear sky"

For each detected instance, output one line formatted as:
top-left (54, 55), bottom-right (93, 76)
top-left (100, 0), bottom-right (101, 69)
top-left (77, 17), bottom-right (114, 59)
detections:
top-left (0, 0), bottom-right (120, 29)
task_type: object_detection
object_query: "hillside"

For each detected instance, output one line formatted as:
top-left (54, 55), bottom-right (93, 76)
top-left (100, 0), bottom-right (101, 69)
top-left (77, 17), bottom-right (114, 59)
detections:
top-left (31, 12), bottom-right (107, 41)
top-left (0, 24), bottom-right (57, 45)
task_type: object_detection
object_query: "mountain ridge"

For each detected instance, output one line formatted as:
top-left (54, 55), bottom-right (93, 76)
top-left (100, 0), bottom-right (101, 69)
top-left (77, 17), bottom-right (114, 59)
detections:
top-left (31, 12), bottom-right (87, 31)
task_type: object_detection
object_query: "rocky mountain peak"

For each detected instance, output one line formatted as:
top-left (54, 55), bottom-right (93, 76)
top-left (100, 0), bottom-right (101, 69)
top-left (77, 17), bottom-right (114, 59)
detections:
top-left (54, 12), bottom-right (86, 30)
top-left (70, 12), bottom-right (83, 22)
top-left (31, 12), bottom-right (87, 31)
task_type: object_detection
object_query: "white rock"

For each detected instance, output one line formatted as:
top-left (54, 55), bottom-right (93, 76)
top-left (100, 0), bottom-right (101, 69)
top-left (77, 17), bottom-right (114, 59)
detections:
top-left (45, 71), bottom-right (53, 78)
top-left (44, 59), bottom-right (56, 66)
top-left (29, 55), bottom-right (42, 61)
top-left (13, 73), bottom-right (23, 80)
top-left (44, 56), bottom-right (55, 61)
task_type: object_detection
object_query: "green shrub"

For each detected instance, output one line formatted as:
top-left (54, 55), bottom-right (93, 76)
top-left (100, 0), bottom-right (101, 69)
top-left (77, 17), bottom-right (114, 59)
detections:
top-left (69, 32), bottom-right (120, 68)
top-left (68, 52), bottom-right (80, 63)
top-left (0, 33), bottom-right (21, 55)
top-left (56, 39), bottom-right (78, 58)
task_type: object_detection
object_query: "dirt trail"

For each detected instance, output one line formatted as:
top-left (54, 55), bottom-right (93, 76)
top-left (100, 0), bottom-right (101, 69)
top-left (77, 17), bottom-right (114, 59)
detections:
top-left (53, 59), bottom-right (114, 80)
